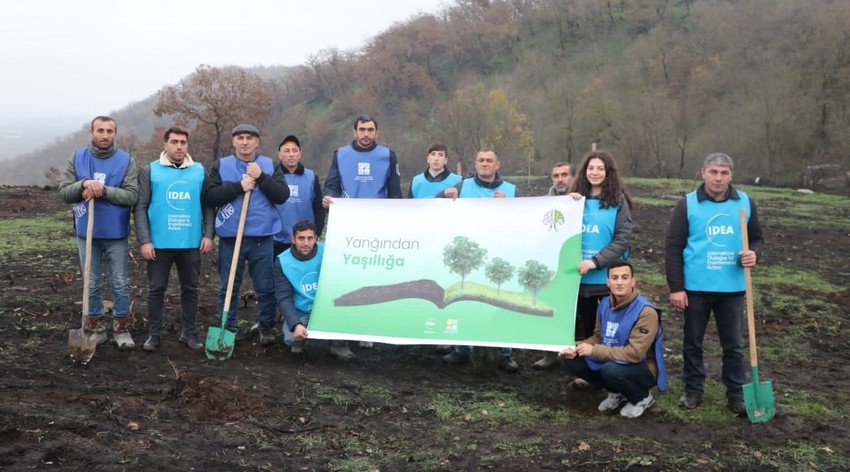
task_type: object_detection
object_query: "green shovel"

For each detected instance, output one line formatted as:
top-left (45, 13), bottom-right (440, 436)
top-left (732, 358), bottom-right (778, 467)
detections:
top-left (740, 208), bottom-right (775, 423)
top-left (205, 190), bottom-right (252, 361)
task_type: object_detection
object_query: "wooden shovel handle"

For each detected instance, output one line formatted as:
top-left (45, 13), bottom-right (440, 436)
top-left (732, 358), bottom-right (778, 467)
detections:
top-left (81, 198), bottom-right (94, 330)
top-left (222, 190), bottom-right (252, 315)
top-left (740, 208), bottom-right (758, 368)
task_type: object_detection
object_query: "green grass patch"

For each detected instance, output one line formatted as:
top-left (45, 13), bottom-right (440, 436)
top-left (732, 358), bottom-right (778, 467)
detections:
top-left (0, 212), bottom-right (71, 257)
top-left (428, 387), bottom-right (573, 427)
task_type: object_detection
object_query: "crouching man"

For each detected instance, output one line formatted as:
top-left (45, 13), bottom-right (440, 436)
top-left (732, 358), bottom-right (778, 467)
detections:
top-left (559, 261), bottom-right (667, 418)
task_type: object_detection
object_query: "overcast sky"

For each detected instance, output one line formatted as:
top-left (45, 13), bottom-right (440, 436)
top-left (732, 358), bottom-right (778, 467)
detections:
top-left (0, 0), bottom-right (447, 119)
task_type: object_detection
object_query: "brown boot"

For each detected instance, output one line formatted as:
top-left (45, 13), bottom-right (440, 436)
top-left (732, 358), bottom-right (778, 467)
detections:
top-left (113, 317), bottom-right (136, 351)
top-left (532, 351), bottom-right (559, 370)
top-left (85, 317), bottom-right (108, 345)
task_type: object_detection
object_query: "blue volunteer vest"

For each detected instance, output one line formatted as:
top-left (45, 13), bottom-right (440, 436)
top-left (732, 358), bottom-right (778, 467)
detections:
top-left (683, 190), bottom-right (751, 292)
top-left (274, 169), bottom-right (317, 243)
top-left (148, 163), bottom-right (204, 249)
top-left (458, 178), bottom-right (516, 198)
top-left (72, 148), bottom-right (131, 239)
top-left (214, 155), bottom-right (282, 237)
top-left (411, 172), bottom-right (462, 198)
top-left (585, 294), bottom-right (667, 392)
top-left (580, 197), bottom-right (622, 285)
top-left (336, 145), bottom-right (391, 198)
top-left (278, 243), bottom-right (324, 316)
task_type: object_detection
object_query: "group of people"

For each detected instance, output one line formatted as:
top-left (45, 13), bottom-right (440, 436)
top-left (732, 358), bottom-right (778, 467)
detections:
top-left (59, 114), bottom-right (764, 420)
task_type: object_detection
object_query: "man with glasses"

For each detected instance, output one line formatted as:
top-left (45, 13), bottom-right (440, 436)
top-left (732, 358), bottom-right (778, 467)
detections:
top-left (322, 114), bottom-right (402, 353)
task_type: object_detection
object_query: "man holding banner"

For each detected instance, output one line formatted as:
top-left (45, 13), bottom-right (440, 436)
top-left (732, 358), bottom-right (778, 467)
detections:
top-left (437, 148), bottom-right (522, 373)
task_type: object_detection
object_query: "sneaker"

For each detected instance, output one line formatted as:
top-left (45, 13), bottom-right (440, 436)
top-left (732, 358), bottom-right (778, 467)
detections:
top-left (258, 326), bottom-right (276, 346)
top-left (498, 356), bottom-right (520, 373)
top-left (532, 352), bottom-right (558, 370)
top-left (358, 341), bottom-right (374, 349)
top-left (85, 317), bottom-right (108, 346)
top-left (728, 397), bottom-right (747, 416)
top-left (142, 335), bottom-right (161, 352)
top-left (113, 317), bottom-right (135, 350)
top-left (598, 392), bottom-right (627, 412)
top-left (435, 345), bottom-right (453, 354)
top-left (329, 344), bottom-right (356, 360)
top-left (179, 333), bottom-right (203, 351)
top-left (678, 391), bottom-right (703, 409)
top-left (620, 394), bottom-right (655, 418)
top-left (442, 351), bottom-right (471, 365)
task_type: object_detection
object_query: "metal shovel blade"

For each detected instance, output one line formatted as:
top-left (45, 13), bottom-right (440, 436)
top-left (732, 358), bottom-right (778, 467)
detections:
top-left (743, 367), bottom-right (775, 423)
top-left (68, 328), bottom-right (97, 364)
top-left (205, 314), bottom-right (236, 361)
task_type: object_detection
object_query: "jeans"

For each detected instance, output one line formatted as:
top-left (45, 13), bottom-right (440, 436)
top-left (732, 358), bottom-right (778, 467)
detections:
top-left (563, 357), bottom-right (655, 404)
top-left (146, 249), bottom-right (201, 337)
top-left (454, 345), bottom-right (512, 358)
top-left (76, 237), bottom-right (130, 319)
top-left (282, 314), bottom-right (310, 346)
top-left (217, 236), bottom-right (277, 329)
top-left (681, 291), bottom-right (746, 400)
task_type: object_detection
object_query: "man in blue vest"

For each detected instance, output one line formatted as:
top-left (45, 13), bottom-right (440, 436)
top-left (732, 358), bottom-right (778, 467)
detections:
top-left (203, 124), bottom-right (290, 346)
top-left (437, 148), bottom-right (521, 373)
top-left (322, 114), bottom-right (402, 349)
top-left (273, 220), bottom-right (355, 359)
top-left (135, 127), bottom-right (214, 352)
top-left (59, 116), bottom-right (139, 350)
top-left (665, 153), bottom-right (764, 416)
top-left (273, 135), bottom-right (325, 256)
top-left (408, 143), bottom-right (461, 198)
top-left (559, 261), bottom-right (666, 418)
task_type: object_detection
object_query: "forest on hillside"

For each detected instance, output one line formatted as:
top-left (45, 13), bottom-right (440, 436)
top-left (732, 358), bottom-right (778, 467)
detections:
top-left (4, 0), bottom-right (849, 188)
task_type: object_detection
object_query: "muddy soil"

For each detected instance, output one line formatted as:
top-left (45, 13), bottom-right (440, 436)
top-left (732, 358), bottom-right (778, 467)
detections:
top-left (1, 184), bottom-right (849, 471)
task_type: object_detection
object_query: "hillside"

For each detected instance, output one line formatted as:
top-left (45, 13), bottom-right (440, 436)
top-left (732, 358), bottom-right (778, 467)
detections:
top-left (2, 0), bottom-right (849, 188)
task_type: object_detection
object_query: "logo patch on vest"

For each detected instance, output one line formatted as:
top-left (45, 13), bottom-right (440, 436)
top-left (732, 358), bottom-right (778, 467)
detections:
top-left (166, 180), bottom-right (192, 211)
top-left (93, 172), bottom-right (107, 184)
top-left (289, 184), bottom-right (300, 198)
top-left (605, 321), bottom-right (619, 338)
top-left (358, 162), bottom-right (371, 175)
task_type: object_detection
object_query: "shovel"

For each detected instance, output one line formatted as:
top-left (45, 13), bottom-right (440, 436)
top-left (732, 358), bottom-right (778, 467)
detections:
top-left (69, 198), bottom-right (97, 363)
top-left (740, 208), bottom-right (775, 423)
top-left (205, 190), bottom-right (252, 361)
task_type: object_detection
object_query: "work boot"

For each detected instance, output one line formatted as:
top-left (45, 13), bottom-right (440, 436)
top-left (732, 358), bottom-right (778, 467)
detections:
top-left (728, 397), bottom-right (747, 416)
top-left (678, 391), bottom-right (703, 409)
top-left (113, 317), bottom-right (135, 350)
top-left (358, 341), bottom-right (374, 349)
top-left (179, 332), bottom-right (203, 351)
top-left (442, 351), bottom-right (471, 365)
top-left (142, 335), bottom-right (161, 352)
top-left (568, 378), bottom-right (592, 390)
top-left (532, 352), bottom-right (558, 370)
top-left (435, 345), bottom-right (453, 354)
top-left (85, 317), bottom-right (108, 346)
top-left (598, 392), bottom-right (627, 412)
top-left (620, 394), bottom-right (655, 418)
top-left (258, 325), bottom-right (276, 346)
top-left (498, 356), bottom-right (520, 373)
top-left (329, 343), bottom-right (355, 360)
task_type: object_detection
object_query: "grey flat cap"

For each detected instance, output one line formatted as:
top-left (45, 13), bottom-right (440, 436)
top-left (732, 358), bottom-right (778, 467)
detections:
top-left (232, 124), bottom-right (260, 137)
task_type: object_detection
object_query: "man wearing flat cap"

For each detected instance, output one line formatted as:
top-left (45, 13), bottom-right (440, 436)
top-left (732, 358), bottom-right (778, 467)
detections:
top-left (203, 124), bottom-right (290, 346)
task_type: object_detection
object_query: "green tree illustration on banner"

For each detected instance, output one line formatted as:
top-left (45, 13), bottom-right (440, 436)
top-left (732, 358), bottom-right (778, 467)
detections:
top-left (485, 257), bottom-right (514, 294)
top-left (518, 260), bottom-right (554, 305)
top-left (442, 236), bottom-right (487, 289)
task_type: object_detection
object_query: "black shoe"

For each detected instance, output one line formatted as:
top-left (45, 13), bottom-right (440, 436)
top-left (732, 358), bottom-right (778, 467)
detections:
top-left (442, 351), bottom-right (471, 365)
top-left (728, 397), bottom-right (747, 416)
top-left (179, 333), bottom-right (203, 351)
top-left (258, 326), bottom-right (276, 346)
top-left (678, 391), bottom-right (703, 409)
top-left (143, 335), bottom-right (161, 352)
top-left (435, 345), bottom-right (453, 354)
top-left (498, 356), bottom-right (520, 373)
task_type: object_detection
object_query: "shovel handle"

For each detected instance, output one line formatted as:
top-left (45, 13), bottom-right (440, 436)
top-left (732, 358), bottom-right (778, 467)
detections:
top-left (81, 198), bottom-right (95, 330)
top-left (221, 190), bottom-right (252, 325)
top-left (740, 208), bottom-right (758, 369)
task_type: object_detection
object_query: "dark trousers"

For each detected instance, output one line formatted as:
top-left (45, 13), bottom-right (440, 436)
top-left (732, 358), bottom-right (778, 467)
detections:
top-left (217, 236), bottom-right (277, 329)
top-left (576, 295), bottom-right (603, 340)
top-left (681, 291), bottom-right (746, 400)
top-left (146, 249), bottom-right (201, 336)
top-left (563, 357), bottom-right (655, 404)
top-left (273, 241), bottom-right (291, 257)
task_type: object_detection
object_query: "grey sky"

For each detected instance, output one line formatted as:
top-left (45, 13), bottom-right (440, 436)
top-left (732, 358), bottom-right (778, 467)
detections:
top-left (0, 0), bottom-right (446, 118)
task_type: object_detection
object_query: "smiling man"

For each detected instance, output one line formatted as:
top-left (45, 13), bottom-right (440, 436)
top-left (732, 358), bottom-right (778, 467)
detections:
top-left (203, 124), bottom-right (289, 347)
top-left (559, 261), bottom-right (667, 419)
top-left (665, 152), bottom-right (764, 416)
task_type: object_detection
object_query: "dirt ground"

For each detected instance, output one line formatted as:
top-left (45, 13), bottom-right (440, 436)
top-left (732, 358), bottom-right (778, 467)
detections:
top-left (1, 184), bottom-right (849, 471)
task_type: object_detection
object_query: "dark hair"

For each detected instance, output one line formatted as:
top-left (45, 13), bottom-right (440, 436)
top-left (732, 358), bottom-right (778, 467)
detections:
top-left (551, 162), bottom-right (573, 176)
top-left (607, 260), bottom-right (634, 276)
top-left (163, 126), bottom-right (189, 142)
top-left (571, 150), bottom-right (632, 210)
top-left (477, 147), bottom-right (500, 160)
top-left (428, 143), bottom-right (448, 155)
top-left (292, 220), bottom-right (317, 236)
top-left (90, 116), bottom-right (116, 132)
top-left (354, 115), bottom-right (378, 130)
